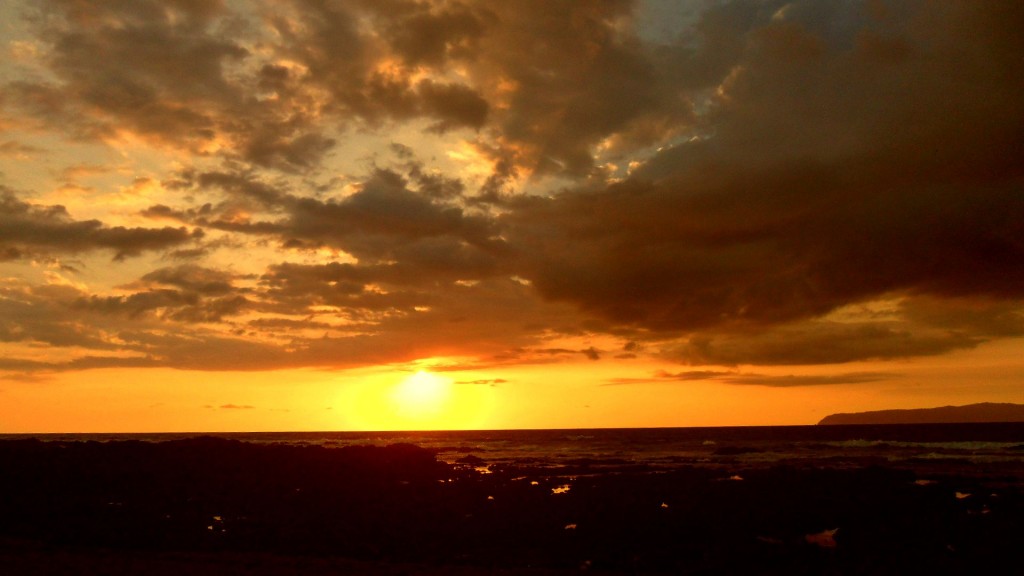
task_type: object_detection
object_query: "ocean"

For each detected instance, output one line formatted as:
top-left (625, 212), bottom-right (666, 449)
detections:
top-left (5, 423), bottom-right (1023, 477)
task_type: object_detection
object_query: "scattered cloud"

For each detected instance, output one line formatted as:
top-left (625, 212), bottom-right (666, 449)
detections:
top-left (719, 372), bottom-right (900, 388)
top-left (0, 188), bottom-right (202, 260)
top-left (656, 370), bottom-right (734, 381)
top-left (455, 378), bottom-right (507, 386)
top-left (603, 370), bottom-right (735, 386)
top-left (605, 369), bottom-right (897, 388)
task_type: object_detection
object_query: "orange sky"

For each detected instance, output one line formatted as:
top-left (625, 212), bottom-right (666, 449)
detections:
top-left (1, 1), bottom-right (1022, 432)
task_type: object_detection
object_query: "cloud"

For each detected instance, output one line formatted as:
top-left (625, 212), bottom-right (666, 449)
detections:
top-left (455, 378), bottom-right (507, 386)
top-left (534, 347), bottom-right (603, 361)
top-left (0, 356), bottom-right (157, 372)
top-left (655, 370), bottom-right (734, 381)
top-left (2, 0), bottom-right (1023, 375)
top-left (0, 264), bottom-right (591, 374)
top-left (665, 320), bottom-right (983, 366)
top-left (0, 283), bottom-right (115, 350)
top-left (373, 1), bottom-right (487, 67)
top-left (286, 179), bottom-right (482, 258)
top-left (415, 79), bottom-right (489, 132)
top-left (7, 1), bottom-right (247, 142)
top-left (2, 0), bottom-right (700, 178)
top-left (427, 0), bottom-right (689, 178)
top-left (4, 0), bottom-right (342, 171)
top-left (605, 369), bottom-right (897, 388)
top-left (603, 370), bottom-right (734, 385)
top-left (0, 140), bottom-right (43, 158)
top-left (134, 264), bottom-right (239, 295)
top-left (505, 0), bottom-right (1024, 345)
top-left (77, 290), bottom-right (250, 324)
top-left (900, 297), bottom-right (1024, 338)
top-left (71, 265), bottom-right (251, 324)
top-left (7, 0), bottom-right (491, 171)
top-left (719, 372), bottom-right (899, 388)
top-left (0, 188), bottom-right (201, 260)
top-left (171, 168), bottom-right (504, 266)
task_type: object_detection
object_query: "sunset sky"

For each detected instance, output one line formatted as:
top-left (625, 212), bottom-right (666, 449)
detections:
top-left (1, 0), bottom-right (1022, 432)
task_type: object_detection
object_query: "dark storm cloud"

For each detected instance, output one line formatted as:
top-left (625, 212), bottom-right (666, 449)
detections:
top-left (269, 0), bottom-right (492, 133)
top-left (415, 79), bottom-right (489, 132)
top-left (505, 1), bottom-right (1024, 364)
top-left (0, 189), bottom-right (200, 259)
top-left (371, 0), bottom-right (487, 67)
top-left (455, 0), bottom-right (683, 176)
top-left (666, 320), bottom-right (983, 366)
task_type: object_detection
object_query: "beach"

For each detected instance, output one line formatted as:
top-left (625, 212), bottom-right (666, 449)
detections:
top-left (2, 428), bottom-right (1022, 574)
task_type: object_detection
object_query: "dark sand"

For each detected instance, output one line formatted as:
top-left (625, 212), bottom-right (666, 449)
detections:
top-left (1, 437), bottom-right (1021, 574)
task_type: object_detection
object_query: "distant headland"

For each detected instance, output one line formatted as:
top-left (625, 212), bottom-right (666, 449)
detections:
top-left (818, 402), bottom-right (1024, 425)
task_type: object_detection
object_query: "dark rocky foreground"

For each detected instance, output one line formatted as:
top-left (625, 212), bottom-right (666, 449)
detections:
top-left (1, 437), bottom-right (1022, 574)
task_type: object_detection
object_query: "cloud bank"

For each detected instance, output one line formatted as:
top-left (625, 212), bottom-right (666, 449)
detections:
top-left (1, 0), bottom-right (1022, 380)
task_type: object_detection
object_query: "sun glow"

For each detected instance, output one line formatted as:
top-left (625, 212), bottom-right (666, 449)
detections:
top-left (392, 371), bottom-right (453, 419)
top-left (339, 369), bottom-right (497, 431)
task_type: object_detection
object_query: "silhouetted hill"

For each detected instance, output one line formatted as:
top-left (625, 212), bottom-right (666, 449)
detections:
top-left (819, 402), bottom-right (1024, 425)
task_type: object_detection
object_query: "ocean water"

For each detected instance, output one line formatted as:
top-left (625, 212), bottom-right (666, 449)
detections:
top-left (6, 423), bottom-right (1023, 474)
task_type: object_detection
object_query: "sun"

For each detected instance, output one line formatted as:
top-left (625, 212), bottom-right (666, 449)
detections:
top-left (391, 371), bottom-right (453, 419)
top-left (339, 366), bottom-right (497, 430)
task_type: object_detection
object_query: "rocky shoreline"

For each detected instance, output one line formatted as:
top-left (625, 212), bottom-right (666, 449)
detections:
top-left (2, 437), bottom-right (1021, 574)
